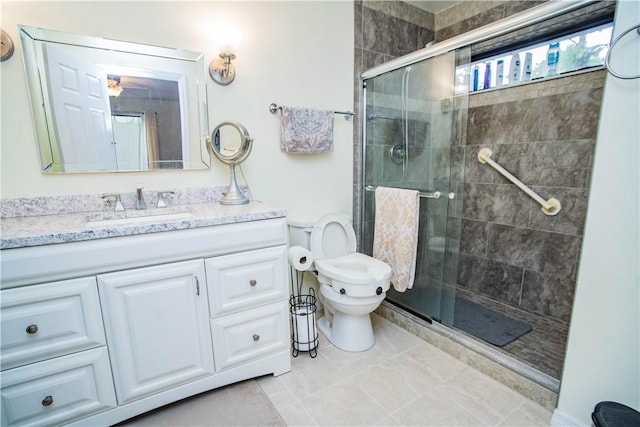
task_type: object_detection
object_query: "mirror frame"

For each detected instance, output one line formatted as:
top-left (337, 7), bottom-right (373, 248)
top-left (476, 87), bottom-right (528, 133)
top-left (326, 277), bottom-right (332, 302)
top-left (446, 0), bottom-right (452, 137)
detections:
top-left (19, 25), bottom-right (211, 173)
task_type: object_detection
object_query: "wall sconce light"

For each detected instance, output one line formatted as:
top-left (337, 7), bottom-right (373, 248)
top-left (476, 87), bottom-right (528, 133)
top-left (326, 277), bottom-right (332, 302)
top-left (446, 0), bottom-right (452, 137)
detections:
top-left (209, 52), bottom-right (236, 85)
top-left (208, 25), bottom-right (241, 86)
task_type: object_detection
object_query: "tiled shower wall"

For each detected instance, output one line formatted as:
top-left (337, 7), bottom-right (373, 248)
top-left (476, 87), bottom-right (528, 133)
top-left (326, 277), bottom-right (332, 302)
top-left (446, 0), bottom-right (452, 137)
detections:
top-left (353, 0), bottom-right (435, 232)
top-left (434, 1), bottom-right (546, 42)
top-left (354, 1), bottom-right (612, 325)
top-left (459, 70), bottom-right (605, 323)
top-left (353, 0), bottom-right (547, 235)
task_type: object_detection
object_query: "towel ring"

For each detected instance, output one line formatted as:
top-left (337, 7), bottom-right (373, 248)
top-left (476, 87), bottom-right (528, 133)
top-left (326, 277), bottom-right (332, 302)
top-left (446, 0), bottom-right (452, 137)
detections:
top-left (605, 23), bottom-right (640, 80)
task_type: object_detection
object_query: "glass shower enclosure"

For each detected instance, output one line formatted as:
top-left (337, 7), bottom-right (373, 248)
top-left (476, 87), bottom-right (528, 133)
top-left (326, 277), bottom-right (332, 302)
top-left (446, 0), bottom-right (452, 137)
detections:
top-left (361, 47), bottom-right (470, 325)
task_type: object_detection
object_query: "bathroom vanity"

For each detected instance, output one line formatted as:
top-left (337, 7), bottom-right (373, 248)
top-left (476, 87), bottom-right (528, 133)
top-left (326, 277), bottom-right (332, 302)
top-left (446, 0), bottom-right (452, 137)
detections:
top-left (0, 198), bottom-right (291, 426)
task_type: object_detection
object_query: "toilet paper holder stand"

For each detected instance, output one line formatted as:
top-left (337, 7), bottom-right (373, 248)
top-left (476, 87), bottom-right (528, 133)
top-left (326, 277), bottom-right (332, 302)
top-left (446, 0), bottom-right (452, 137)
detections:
top-left (289, 268), bottom-right (319, 358)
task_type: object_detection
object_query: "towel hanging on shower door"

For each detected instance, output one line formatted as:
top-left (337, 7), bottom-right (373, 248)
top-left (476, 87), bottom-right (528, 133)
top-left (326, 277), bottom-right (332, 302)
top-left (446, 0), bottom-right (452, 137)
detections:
top-left (279, 106), bottom-right (334, 154)
top-left (372, 186), bottom-right (420, 292)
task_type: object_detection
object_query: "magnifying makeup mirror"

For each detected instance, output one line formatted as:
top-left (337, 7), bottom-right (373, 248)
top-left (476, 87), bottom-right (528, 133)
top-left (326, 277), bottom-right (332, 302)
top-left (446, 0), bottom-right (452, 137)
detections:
top-left (209, 121), bottom-right (253, 205)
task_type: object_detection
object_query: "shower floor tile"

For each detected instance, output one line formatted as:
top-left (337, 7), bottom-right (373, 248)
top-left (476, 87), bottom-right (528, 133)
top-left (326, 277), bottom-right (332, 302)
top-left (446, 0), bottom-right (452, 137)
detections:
top-left (455, 288), bottom-right (568, 380)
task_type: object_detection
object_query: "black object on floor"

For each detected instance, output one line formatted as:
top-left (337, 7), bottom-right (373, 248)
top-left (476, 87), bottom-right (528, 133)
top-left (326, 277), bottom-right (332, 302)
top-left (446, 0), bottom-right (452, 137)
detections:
top-left (453, 298), bottom-right (532, 347)
top-left (592, 401), bottom-right (640, 427)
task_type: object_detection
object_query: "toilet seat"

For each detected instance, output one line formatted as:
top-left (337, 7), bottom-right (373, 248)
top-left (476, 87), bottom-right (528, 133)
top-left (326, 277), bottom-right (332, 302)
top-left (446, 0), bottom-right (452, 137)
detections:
top-left (310, 214), bottom-right (356, 260)
top-left (310, 214), bottom-right (391, 297)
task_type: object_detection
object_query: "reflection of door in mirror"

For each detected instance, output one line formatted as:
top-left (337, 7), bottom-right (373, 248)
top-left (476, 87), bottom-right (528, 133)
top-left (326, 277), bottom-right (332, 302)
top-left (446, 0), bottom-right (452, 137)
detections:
top-left (45, 43), bottom-right (117, 172)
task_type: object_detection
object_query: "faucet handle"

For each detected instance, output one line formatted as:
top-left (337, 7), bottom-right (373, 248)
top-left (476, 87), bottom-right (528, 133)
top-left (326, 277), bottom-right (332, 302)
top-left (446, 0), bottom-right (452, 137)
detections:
top-left (156, 191), bottom-right (175, 208)
top-left (102, 194), bottom-right (125, 212)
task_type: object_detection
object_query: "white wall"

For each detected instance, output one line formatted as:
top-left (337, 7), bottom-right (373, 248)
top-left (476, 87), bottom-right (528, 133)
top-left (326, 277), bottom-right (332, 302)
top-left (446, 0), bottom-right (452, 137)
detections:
top-left (0, 1), bottom-right (354, 218)
top-left (554, 0), bottom-right (640, 425)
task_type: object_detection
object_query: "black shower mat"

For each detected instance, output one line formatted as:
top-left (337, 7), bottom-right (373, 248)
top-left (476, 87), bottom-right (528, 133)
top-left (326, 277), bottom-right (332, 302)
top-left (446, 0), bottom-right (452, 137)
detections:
top-left (453, 298), bottom-right (532, 347)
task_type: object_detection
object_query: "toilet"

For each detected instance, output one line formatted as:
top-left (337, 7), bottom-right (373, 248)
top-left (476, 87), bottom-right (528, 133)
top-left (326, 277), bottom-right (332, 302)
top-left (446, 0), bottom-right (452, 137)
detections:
top-left (288, 214), bottom-right (391, 352)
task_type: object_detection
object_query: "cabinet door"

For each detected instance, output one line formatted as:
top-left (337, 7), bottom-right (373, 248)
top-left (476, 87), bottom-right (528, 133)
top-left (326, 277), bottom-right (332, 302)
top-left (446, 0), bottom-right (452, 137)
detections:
top-left (1, 277), bottom-right (105, 370)
top-left (97, 259), bottom-right (214, 404)
top-left (206, 245), bottom-right (288, 317)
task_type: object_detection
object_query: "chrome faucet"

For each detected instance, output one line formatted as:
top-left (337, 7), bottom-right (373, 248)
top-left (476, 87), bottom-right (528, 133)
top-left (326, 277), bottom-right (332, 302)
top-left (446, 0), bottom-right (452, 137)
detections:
top-left (136, 185), bottom-right (146, 210)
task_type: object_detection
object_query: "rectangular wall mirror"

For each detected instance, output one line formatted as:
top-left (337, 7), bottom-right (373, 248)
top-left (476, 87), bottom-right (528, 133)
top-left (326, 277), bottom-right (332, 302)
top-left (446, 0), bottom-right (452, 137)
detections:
top-left (19, 25), bottom-right (210, 173)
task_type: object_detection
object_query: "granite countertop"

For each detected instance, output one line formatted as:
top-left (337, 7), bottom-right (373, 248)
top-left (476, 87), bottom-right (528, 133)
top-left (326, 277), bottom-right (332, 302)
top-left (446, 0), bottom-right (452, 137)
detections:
top-left (1, 201), bottom-right (287, 250)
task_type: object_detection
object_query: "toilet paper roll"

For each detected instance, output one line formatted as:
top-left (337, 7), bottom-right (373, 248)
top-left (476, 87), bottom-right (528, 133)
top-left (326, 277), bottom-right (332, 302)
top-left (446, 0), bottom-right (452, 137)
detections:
top-left (287, 246), bottom-right (314, 271)
top-left (293, 305), bottom-right (318, 352)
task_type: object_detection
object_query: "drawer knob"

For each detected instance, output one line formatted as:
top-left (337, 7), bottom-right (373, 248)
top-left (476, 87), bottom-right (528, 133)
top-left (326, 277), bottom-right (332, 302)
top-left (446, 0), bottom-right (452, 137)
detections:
top-left (41, 395), bottom-right (53, 407)
top-left (249, 279), bottom-right (257, 287)
top-left (26, 324), bottom-right (39, 334)
top-left (252, 334), bottom-right (260, 342)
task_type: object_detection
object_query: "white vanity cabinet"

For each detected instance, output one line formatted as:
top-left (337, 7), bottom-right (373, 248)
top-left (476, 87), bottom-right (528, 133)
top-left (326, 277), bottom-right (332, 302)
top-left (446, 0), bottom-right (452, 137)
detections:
top-left (0, 216), bottom-right (291, 426)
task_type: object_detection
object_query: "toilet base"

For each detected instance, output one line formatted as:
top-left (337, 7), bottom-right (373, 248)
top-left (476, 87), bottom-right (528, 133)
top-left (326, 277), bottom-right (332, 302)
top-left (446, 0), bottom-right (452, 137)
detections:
top-left (317, 312), bottom-right (375, 352)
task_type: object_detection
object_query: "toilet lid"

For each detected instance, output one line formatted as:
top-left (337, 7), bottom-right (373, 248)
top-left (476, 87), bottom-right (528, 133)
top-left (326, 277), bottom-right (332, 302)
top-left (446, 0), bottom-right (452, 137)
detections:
top-left (310, 214), bottom-right (356, 260)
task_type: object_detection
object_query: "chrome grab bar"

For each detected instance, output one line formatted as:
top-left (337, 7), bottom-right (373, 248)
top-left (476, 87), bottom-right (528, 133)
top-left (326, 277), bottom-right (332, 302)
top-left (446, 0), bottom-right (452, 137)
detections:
top-left (364, 185), bottom-right (441, 199)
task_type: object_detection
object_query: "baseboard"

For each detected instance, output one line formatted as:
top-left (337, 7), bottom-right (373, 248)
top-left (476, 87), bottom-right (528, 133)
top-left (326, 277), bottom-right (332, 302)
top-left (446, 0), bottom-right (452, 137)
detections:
top-left (551, 408), bottom-right (589, 427)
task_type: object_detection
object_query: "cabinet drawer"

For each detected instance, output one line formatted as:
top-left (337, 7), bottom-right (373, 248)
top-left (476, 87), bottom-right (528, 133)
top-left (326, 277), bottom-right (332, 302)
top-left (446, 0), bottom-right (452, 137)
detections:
top-left (1, 277), bottom-right (106, 370)
top-left (0, 347), bottom-right (116, 427)
top-left (206, 246), bottom-right (287, 317)
top-left (211, 300), bottom-right (289, 372)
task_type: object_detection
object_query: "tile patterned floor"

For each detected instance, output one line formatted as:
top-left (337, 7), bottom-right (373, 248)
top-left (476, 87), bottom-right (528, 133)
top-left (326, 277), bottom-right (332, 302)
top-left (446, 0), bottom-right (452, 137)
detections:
top-left (122, 313), bottom-right (553, 426)
top-left (259, 314), bottom-right (553, 426)
top-left (456, 288), bottom-right (568, 380)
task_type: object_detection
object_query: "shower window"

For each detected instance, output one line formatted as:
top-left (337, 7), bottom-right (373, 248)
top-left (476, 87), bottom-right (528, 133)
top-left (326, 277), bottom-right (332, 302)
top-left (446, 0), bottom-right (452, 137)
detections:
top-left (456, 22), bottom-right (613, 94)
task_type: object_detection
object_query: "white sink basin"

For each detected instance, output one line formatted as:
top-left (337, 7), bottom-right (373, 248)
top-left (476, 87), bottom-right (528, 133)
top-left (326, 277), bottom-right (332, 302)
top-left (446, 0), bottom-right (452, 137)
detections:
top-left (86, 207), bottom-right (193, 228)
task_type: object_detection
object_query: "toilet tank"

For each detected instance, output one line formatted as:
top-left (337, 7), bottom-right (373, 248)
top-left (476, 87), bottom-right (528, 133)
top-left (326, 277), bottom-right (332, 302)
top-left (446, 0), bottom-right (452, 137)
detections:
top-left (287, 215), bottom-right (321, 249)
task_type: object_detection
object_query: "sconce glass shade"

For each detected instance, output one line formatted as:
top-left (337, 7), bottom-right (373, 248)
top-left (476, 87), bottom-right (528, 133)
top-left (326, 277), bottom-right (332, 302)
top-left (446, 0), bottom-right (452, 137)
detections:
top-left (209, 53), bottom-right (236, 85)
